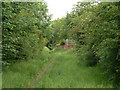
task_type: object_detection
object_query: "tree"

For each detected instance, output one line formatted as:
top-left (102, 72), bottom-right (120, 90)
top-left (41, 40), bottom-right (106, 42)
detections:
top-left (2, 1), bottom-right (51, 61)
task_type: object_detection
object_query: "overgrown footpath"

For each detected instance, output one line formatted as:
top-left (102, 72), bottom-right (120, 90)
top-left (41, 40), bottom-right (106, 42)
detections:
top-left (33, 49), bottom-right (113, 88)
top-left (3, 48), bottom-right (114, 88)
top-left (2, 47), bottom-right (53, 88)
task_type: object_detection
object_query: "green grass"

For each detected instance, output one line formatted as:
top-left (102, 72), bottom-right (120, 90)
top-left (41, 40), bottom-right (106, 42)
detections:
top-left (34, 49), bottom-right (113, 88)
top-left (2, 49), bottom-right (53, 88)
top-left (0, 73), bottom-right (2, 89)
top-left (2, 49), bottom-right (113, 88)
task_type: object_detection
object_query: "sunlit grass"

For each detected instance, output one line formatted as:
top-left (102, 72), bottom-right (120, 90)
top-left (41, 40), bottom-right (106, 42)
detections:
top-left (2, 49), bottom-right (113, 88)
top-left (2, 49), bottom-right (52, 88)
top-left (0, 73), bottom-right (2, 89)
top-left (34, 49), bottom-right (113, 88)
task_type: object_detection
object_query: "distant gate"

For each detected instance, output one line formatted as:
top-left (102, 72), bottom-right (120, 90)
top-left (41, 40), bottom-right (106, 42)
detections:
top-left (57, 45), bottom-right (74, 49)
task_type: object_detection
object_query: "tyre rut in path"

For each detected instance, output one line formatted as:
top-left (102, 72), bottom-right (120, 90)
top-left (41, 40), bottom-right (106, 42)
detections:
top-left (29, 50), bottom-right (113, 88)
top-left (29, 59), bottom-right (55, 88)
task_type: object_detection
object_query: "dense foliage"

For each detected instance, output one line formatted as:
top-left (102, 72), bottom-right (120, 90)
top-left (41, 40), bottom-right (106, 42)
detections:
top-left (2, 1), bottom-right (120, 88)
top-left (46, 18), bottom-right (70, 49)
top-left (50, 2), bottom-right (120, 87)
top-left (2, 1), bottom-right (51, 61)
top-left (69, 2), bottom-right (120, 86)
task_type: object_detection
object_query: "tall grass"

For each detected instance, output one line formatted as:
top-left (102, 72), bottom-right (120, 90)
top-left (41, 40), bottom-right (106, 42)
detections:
top-left (0, 73), bottom-right (2, 89)
top-left (34, 49), bottom-right (113, 88)
top-left (2, 49), bottom-right (114, 88)
top-left (2, 47), bottom-right (53, 88)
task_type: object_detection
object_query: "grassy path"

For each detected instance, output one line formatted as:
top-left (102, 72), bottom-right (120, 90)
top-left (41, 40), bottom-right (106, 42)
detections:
top-left (33, 49), bottom-right (113, 88)
top-left (2, 49), bottom-right (53, 88)
top-left (2, 49), bottom-right (113, 88)
top-left (30, 60), bottom-right (55, 88)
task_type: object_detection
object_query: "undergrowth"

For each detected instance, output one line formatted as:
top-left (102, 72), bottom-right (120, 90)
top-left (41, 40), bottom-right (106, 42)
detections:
top-left (34, 49), bottom-right (113, 88)
top-left (2, 47), bottom-right (53, 88)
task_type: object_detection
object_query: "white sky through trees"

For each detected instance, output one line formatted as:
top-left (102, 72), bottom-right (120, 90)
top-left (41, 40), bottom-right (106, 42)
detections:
top-left (44, 0), bottom-right (119, 20)
top-left (45, 0), bottom-right (82, 20)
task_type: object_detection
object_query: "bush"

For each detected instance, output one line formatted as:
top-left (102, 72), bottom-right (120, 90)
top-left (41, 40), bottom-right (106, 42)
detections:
top-left (97, 38), bottom-right (120, 87)
top-left (2, 2), bottom-right (50, 61)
